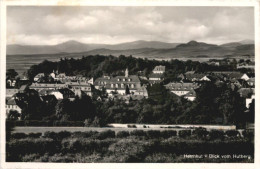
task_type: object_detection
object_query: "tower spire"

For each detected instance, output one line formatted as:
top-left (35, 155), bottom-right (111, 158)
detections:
top-left (125, 68), bottom-right (129, 77)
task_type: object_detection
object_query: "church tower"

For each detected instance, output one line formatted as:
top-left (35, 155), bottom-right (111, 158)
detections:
top-left (125, 68), bottom-right (129, 77)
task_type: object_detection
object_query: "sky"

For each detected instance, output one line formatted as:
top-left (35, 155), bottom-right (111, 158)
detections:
top-left (7, 6), bottom-right (254, 45)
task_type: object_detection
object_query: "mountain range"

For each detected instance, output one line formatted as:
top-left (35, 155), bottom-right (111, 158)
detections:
top-left (7, 39), bottom-right (254, 58)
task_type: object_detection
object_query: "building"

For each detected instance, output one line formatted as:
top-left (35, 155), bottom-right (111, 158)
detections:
top-left (29, 83), bottom-right (68, 91)
top-left (148, 73), bottom-right (164, 83)
top-left (94, 76), bottom-right (111, 90)
top-left (165, 82), bottom-right (199, 100)
top-left (152, 65), bottom-right (166, 74)
top-left (65, 81), bottom-right (92, 96)
top-left (6, 89), bottom-right (19, 99)
top-left (247, 78), bottom-right (255, 87)
top-left (7, 79), bottom-right (16, 87)
top-left (6, 98), bottom-right (25, 119)
top-left (185, 73), bottom-right (211, 82)
top-left (210, 71), bottom-right (249, 81)
top-left (34, 73), bottom-right (45, 82)
top-left (246, 94), bottom-right (255, 109)
top-left (106, 69), bottom-right (142, 95)
top-left (183, 89), bottom-right (196, 101)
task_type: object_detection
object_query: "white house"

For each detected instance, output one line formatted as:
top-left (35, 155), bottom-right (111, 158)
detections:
top-left (34, 73), bottom-right (45, 82)
top-left (152, 65), bottom-right (166, 74)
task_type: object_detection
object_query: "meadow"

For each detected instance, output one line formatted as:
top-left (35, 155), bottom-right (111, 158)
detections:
top-left (7, 128), bottom-right (254, 163)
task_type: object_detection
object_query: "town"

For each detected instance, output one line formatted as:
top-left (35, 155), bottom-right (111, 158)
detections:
top-left (5, 55), bottom-right (255, 129)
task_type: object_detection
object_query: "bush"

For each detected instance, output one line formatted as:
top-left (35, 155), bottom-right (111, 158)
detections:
top-left (43, 131), bottom-right (58, 140)
top-left (95, 130), bottom-right (115, 140)
top-left (146, 130), bottom-right (161, 138)
top-left (11, 133), bottom-right (28, 139)
top-left (242, 130), bottom-right (254, 140)
top-left (116, 131), bottom-right (130, 138)
top-left (71, 131), bottom-right (98, 138)
top-left (57, 131), bottom-right (71, 139)
top-left (225, 130), bottom-right (240, 138)
top-left (130, 130), bottom-right (146, 137)
top-left (28, 133), bottom-right (42, 138)
top-left (178, 130), bottom-right (191, 138)
top-left (192, 128), bottom-right (208, 139)
top-left (127, 124), bottom-right (137, 128)
top-left (160, 130), bottom-right (177, 138)
top-left (209, 130), bottom-right (225, 140)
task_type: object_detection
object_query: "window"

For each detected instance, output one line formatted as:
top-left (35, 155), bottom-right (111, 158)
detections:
top-left (121, 84), bottom-right (124, 88)
top-left (123, 78), bottom-right (125, 81)
top-left (116, 84), bottom-right (118, 88)
top-left (111, 84), bottom-right (114, 88)
top-left (117, 79), bottom-right (120, 81)
top-left (128, 79), bottom-right (131, 82)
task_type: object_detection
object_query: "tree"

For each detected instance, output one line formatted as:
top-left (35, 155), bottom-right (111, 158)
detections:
top-left (125, 85), bottom-right (130, 95)
top-left (6, 69), bottom-right (18, 79)
top-left (7, 110), bottom-right (20, 121)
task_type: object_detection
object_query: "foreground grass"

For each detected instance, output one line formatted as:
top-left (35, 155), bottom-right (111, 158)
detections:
top-left (6, 129), bottom-right (254, 163)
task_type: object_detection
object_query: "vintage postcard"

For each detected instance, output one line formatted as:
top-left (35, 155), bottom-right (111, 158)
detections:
top-left (0, 0), bottom-right (259, 169)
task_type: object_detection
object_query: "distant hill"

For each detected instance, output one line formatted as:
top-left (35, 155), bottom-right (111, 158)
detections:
top-left (7, 40), bottom-right (180, 55)
top-left (7, 39), bottom-right (254, 58)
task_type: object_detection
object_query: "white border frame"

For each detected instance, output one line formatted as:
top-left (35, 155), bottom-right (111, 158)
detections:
top-left (0, 0), bottom-right (259, 169)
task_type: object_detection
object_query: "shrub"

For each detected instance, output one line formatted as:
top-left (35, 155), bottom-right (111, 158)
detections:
top-left (192, 128), bottom-right (209, 139)
top-left (225, 130), bottom-right (240, 138)
top-left (130, 130), bottom-right (146, 137)
top-left (178, 130), bottom-right (191, 138)
top-left (160, 130), bottom-right (177, 138)
top-left (116, 131), bottom-right (130, 138)
top-left (71, 131), bottom-right (98, 138)
top-left (57, 131), bottom-right (71, 139)
top-left (43, 131), bottom-right (58, 140)
top-left (127, 124), bottom-right (137, 128)
top-left (95, 130), bottom-right (115, 140)
top-left (11, 133), bottom-right (28, 139)
top-left (28, 133), bottom-right (42, 138)
top-left (242, 130), bottom-right (254, 140)
top-left (209, 130), bottom-right (225, 140)
top-left (146, 130), bottom-right (161, 138)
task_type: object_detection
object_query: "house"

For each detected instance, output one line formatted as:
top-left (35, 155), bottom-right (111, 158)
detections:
top-left (29, 83), bottom-right (68, 91)
top-left (237, 88), bottom-right (254, 98)
top-left (6, 88), bottom-right (19, 98)
top-left (247, 78), bottom-right (255, 87)
top-left (246, 94), bottom-right (255, 109)
top-left (148, 73), bottom-right (164, 83)
top-left (183, 89), bottom-right (196, 101)
top-left (185, 73), bottom-right (211, 82)
top-left (210, 71), bottom-right (249, 81)
top-left (134, 86), bottom-right (148, 98)
top-left (94, 76), bottom-right (111, 90)
top-left (7, 79), bottom-right (16, 87)
top-left (34, 73), bottom-right (45, 82)
top-left (66, 81), bottom-right (92, 96)
top-left (152, 65), bottom-right (165, 74)
top-left (6, 98), bottom-right (25, 119)
top-left (105, 69), bottom-right (142, 95)
top-left (164, 82), bottom-right (199, 99)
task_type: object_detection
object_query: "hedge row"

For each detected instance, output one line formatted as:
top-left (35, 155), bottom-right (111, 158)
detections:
top-left (11, 129), bottom-right (253, 141)
top-left (7, 137), bottom-right (254, 162)
top-left (7, 120), bottom-right (84, 127)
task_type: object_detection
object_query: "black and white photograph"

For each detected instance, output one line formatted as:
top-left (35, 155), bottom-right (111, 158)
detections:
top-left (1, 0), bottom-right (259, 167)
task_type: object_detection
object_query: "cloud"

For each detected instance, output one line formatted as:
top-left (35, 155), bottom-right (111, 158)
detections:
top-left (7, 6), bottom-right (254, 45)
